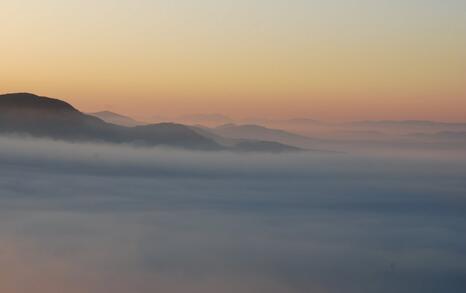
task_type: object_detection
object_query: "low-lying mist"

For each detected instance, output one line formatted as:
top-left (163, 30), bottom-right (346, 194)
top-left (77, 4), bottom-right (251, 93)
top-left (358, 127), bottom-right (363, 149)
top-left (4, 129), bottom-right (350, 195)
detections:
top-left (0, 135), bottom-right (465, 293)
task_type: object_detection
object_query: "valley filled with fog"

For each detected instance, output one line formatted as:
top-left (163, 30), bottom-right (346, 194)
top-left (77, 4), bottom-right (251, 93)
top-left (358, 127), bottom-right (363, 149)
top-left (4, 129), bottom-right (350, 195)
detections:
top-left (1, 135), bottom-right (465, 293)
top-left (3, 0), bottom-right (466, 291)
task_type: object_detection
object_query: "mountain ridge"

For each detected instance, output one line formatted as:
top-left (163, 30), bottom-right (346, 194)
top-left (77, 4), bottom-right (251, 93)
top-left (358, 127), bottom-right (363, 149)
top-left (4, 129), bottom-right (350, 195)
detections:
top-left (89, 111), bottom-right (144, 127)
top-left (0, 93), bottom-right (301, 152)
top-left (351, 120), bottom-right (466, 128)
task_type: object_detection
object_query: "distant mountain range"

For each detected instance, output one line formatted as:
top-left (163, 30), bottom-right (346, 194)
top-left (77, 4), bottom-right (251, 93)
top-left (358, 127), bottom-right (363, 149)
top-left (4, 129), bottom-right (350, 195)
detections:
top-left (408, 131), bottom-right (466, 141)
top-left (278, 118), bottom-right (320, 125)
top-left (177, 113), bottom-right (233, 125)
top-left (210, 124), bottom-right (315, 147)
top-left (201, 123), bottom-right (333, 152)
top-left (89, 111), bottom-right (144, 127)
top-left (351, 120), bottom-right (466, 128)
top-left (0, 93), bottom-right (300, 152)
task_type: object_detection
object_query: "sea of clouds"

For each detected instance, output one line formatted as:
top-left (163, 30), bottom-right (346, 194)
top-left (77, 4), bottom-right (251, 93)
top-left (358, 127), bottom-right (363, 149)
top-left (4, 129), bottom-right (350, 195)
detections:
top-left (0, 134), bottom-right (465, 293)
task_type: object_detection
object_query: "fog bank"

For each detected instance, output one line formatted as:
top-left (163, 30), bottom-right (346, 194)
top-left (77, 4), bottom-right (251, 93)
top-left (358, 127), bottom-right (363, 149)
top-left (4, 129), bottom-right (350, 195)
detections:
top-left (0, 135), bottom-right (465, 293)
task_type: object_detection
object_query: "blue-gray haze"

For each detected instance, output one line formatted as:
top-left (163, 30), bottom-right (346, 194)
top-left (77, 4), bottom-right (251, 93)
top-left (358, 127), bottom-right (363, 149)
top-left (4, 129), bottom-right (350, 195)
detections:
top-left (0, 135), bottom-right (465, 293)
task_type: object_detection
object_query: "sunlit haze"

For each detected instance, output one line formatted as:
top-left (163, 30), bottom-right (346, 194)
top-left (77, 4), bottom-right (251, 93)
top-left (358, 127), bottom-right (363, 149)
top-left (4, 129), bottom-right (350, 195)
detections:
top-left (2, 0), bottom-right (466, 121)
top-left (1, 3), bottom-right (466, 292)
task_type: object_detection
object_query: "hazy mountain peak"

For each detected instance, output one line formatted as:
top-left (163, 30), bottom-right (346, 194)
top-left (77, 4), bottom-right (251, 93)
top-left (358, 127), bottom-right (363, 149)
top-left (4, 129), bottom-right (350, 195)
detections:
top-left (282, 118), bottom-right (319, 124)
top-left (214, 123), bottom-right (309, 140)
top-left (178, 113), bottom-right (233, 125)
top-left (216, 123), bottom-right (237, 129)
top-left (92, 110), bottom-right (126, 117)
top-left (90, 110), bottom-right (143, 127)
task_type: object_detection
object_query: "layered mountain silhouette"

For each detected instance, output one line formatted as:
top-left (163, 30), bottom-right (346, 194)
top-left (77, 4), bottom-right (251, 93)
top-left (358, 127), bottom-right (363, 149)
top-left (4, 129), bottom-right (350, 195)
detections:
top-left (177, 113), bottom-right (233, 125)
top-left (89, 111), bottom-right (144, 127)
top-left (408, 131), bottom-right (466, 141)
top-left (278, 118), bottom-right (320, 125)
top-left (0, 93), bottom-right (300, 152)
top-left (213, 123), bottom-right (312, 142)
top-left (351, 120), bottom-right (466, 128)
top-left (199, 123), bottom-right (320, 149)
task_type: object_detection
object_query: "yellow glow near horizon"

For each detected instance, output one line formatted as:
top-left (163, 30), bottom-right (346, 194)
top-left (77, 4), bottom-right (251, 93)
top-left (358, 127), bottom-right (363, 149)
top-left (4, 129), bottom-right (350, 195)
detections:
top-left (1, 0), bottom-right (466, 121)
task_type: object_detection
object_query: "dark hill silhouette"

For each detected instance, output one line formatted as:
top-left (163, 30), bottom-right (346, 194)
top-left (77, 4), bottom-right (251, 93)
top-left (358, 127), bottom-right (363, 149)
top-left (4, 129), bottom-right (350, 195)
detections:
top-left (0, 93), bottom-right (108, 140)
top-left (0, 93), bottom-right (301, 152)
top-left (0, 93), bottom-right (221, 150)
top-left (0, 92), bottom-right (78, 113)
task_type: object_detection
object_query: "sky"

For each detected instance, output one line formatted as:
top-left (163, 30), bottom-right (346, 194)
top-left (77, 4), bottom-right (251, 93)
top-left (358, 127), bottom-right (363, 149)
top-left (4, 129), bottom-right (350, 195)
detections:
top-left (1, 0), bottom-right (466, 121)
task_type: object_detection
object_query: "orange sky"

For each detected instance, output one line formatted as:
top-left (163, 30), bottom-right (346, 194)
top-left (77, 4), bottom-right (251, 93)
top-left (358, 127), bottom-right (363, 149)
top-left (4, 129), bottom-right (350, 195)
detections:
top-left (1, 0), bottom-right (466, 122)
